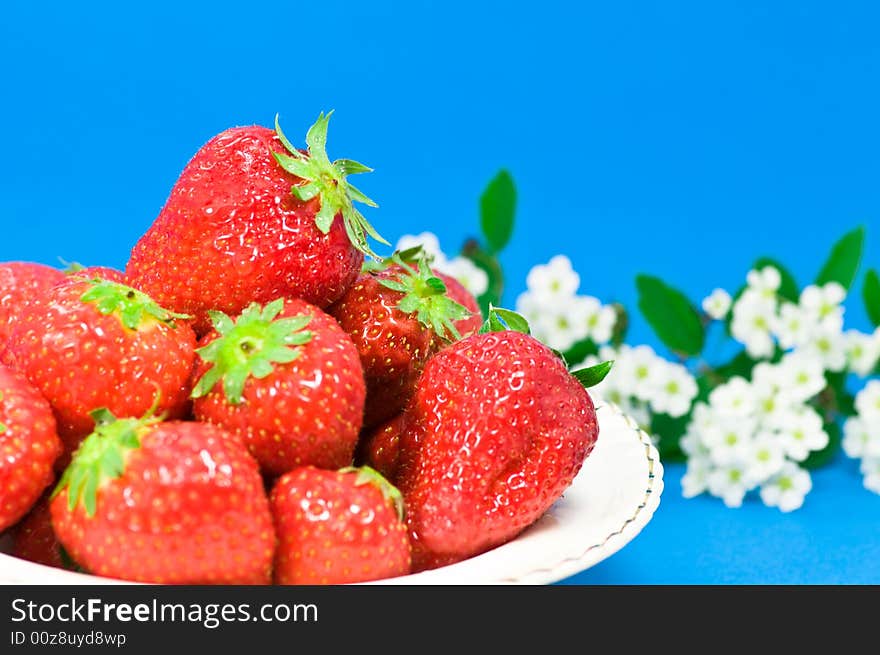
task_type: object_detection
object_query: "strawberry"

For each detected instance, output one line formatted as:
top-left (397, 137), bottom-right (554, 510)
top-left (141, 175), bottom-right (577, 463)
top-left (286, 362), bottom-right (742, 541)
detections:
top-left (126, 112), bottom-right (386, 334)
top-left (330, 253), bottom-right (475, 428)
top-left (0, 365), bottom-right (63, 532)
top-left (396, 308), bottom-right (609, 571)
top-left (0, 262), bottom-right (66, 348)
top-left (50, 410), bottom-right (275, 584)
top-left (11, 493), bottom-right (73, 570)
top-left (2, 278), bottom-right (196, 463)
top-left (436, 271), bottom-right (483, 337)
top-left (358, 412), bottom-right (406, 481)
top-left (191, 298), bottom-right (365, 476)
top-left (65, 264), bottom-right (126, 284)
top-left (270, 466), bottom-right (410, 584)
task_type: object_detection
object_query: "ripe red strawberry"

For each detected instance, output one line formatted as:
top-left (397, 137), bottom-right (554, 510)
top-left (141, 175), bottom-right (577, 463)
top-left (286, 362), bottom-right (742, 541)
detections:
top-left (0, 262), bottom-right (66, 347)
top-left (126, 112), bottom-right (386, 334)
top-left (66, 264), bottom-right (126, 284)
top-left (396, 310), bottom-right (607, 571)
top-left (191, 298), bottom-right (366, 476)
top-left (11, 493), bottom-right (72, 570)
top-left (0, 365), bottom-right (62, 532)
top-left (270, 466), bottom-right (410, 584)
top-left (358, 413), bottom-right (407, 481)
top-left (50, 410), bottom-right (275, 584)
top-left (330, 254), bottom-right (475, 428)
top-left (436, 271), bottom-right (483, 337)
top-left (2, 278), bottom-right (196, 463)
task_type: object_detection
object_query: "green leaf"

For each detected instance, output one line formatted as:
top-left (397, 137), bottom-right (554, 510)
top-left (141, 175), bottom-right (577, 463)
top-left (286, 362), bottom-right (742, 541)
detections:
top-left (863, 269), bottom-right (880, 327)
top-left (461, 240), bottom-right (503, 316)
top-left (562, 338), bottom-right (599, 367)
top-left (479, 306), bottom-right (530, 335)
top-left (803, 421), bottom-right (841, 470)
top-left (636, 275), bottom-right (705, 356)
top-left (479, 170), bottom-right (516, 254)
top-left (815, 226), bottom-right (865, 290)
top-left (610, 303), bottom-right (629, 348)
top-left (713, 350), bottom-right (759, 383)
top-left (754, 257), bottom-right (799, 303)
top-left (571, 361), bottom-right (613, 389)
top-left (651, 412), bottom-right (690, 462)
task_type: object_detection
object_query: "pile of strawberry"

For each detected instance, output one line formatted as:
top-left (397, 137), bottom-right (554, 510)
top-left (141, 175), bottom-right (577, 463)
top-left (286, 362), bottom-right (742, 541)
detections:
top-left (0, 113), bottom-right (608, 584)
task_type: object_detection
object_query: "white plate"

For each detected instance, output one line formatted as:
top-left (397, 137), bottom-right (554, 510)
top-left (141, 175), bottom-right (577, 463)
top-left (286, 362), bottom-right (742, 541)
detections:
top-left (0, 400), bottom-right (662, 585)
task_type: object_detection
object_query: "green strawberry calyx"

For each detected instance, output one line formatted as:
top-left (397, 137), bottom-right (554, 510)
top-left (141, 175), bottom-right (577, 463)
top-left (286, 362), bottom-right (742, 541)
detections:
top-left (377, 251), bottom-right (473, 342)
top-left (80, 279), bottom-right (191, 331)
top-left (191, 299), bottom-right (313, 405)
top-left (340, 466), bottom-right (405, 522)
top-left (52, 407), bottom-right (162, 518)
top-left (479, 306), bottom-right (614, 389)
top-left (272, 111), bottom-right (388, 259)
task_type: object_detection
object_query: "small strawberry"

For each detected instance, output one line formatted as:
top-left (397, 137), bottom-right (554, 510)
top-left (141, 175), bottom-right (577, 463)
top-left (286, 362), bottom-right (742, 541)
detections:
top-left (50, 410), bottom-right (275, 584)
top-left (270, 466), bottom-right (410, 584)
top-left (191, 298), bottom-right (366, 476)
top-left (11, 493), bottom-right (74, 570)
top-left (396, 308), bottom-right (610, 571)
top-left (330, 252), bottom-right (475, 428)
top-left (0, 262), bottom-right (66, 347)
top-left (357, 413), bottom-right (407, 481)
top-left (126, 112), bottom-right (386, 334)
top-left (0, 365), bottom-right (63, 532)
top-left (3, 278), bottom-right (196, 463)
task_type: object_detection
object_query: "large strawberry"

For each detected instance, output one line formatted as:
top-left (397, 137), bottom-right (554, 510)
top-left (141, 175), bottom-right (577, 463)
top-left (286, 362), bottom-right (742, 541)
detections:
top-left (2, 278), bottom-right (196, 462)
top-left (270, 466), bottom-right (410, 584)
top-left (396, 308), bottom-right (610, 571)
top-left (126, 112), bottom-right (386, 334)
top-left (50, 410), bottom-right (275, 584)
top-left (191, 298), bottom-right (365, 476)
top-left (0, 262), bottom-right (66, 348)
top-left (330, 253), bottom-right (475, 428)
top-left (11, 493), bottom-right (73, 570)
top-left (0, 365), bottom-right (63, 532)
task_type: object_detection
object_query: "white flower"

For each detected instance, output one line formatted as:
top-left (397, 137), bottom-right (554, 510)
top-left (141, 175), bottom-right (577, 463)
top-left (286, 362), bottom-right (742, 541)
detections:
top-left (702, 417), bottom-right (757, 466)
top-left (681, 456), bottom-right (712, 498)
top-left (680, 427), bottom-right (710, 458)
top-left (731, 290), bottom-right (777, 358)
top-left (529, 304), bottom-right (587, 352)
top-left (702, 288), bottom-right (732, 320)
top-left (800, 326), bottom-right (847, 372)
top-left (759, 462), bottom-right (812, 512)
top-left (436, 256), bottom-right (489, 297)
top-left (843, 416), bottom-right (880, 459)
top-left (515, 291), bottom-right (542, 327)
top-left (799, 282), bottom-right (846, 334)
top-left (751, 365), bottom-right (795, 427)
top-left (647, 362), bottom-right (698, 418)
top-left (569, 296), bottom-right (616, 345)
top-left (615, 345), bottom-right (664, 403)
top-left (707, 463), bottom-right (751, 508)
top-left (708, 377), bottom-right (756, 417)
top-left (772, 302), bottom-right (812, 350)
top-left (844, 329), bottom-right (880, 377)
top-left (855, 380), bottom-right (880, 420)
top-left (774, 406), bottom-right (828, 461)
top-left (525, 255), bottom-right (580, 300)
top-left (395, 232), bottom-right (447, 266)
top-left (860, 457), bottom-right (880, 495)
top-left (746, 266), bottom-right (782, 299)
top-left (777, 352), bottom-right (826, 402)
top-left (744, 431), bottom-right (787, 485)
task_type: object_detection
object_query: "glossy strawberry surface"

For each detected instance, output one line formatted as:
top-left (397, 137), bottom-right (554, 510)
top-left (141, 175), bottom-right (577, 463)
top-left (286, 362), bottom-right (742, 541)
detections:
top-left (358, 412), bottom-right (406, 481)
top-left (270, 466), bottom-right (410, 584)
top-left (126, 126), bottom-right (364, 334)
top-left (0, 262), bottom-right (66, 347)
top-left (192, 298), bottom-right (366, 475)
top-left (51, 420), bottom-right (275, 584)
top-left (397, 330), bottom-right (599, 571)
top-left (0, 365), bottom-right (62, 532)
top-left (2, 278), bottom-right (196, 461)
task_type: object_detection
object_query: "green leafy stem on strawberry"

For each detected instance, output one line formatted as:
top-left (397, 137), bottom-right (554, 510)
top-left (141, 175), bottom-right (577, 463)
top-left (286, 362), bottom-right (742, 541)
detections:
top-left (480, 305), bottom-right (614, 390)
top-left (191, 299), bottom-right (314, 405)
top-left (80, 279), bottom-right (191, 330)
top-left (375, 250), bottom-right (474, 341)
top-left (273, 112), bottom-right (388, 259)
top-left (52, 407), bottom-right (163, 517)
top-left (339, 465), bottom-right (406, 521)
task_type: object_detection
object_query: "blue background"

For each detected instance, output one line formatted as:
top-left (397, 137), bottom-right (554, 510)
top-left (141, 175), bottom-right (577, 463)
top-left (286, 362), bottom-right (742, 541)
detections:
top-left (2, 1), bottom-right (878, 583)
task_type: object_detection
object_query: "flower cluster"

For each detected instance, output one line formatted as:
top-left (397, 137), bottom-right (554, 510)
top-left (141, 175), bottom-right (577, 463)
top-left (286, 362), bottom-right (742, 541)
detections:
top-left (514, 255), bottom-right (617, 352)
top-left (395, 232), bottom-right (489, 298)
top-left (843, 381), bottom-right (880, 494)
top-left (581, 345), bottom-right (697, 426)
